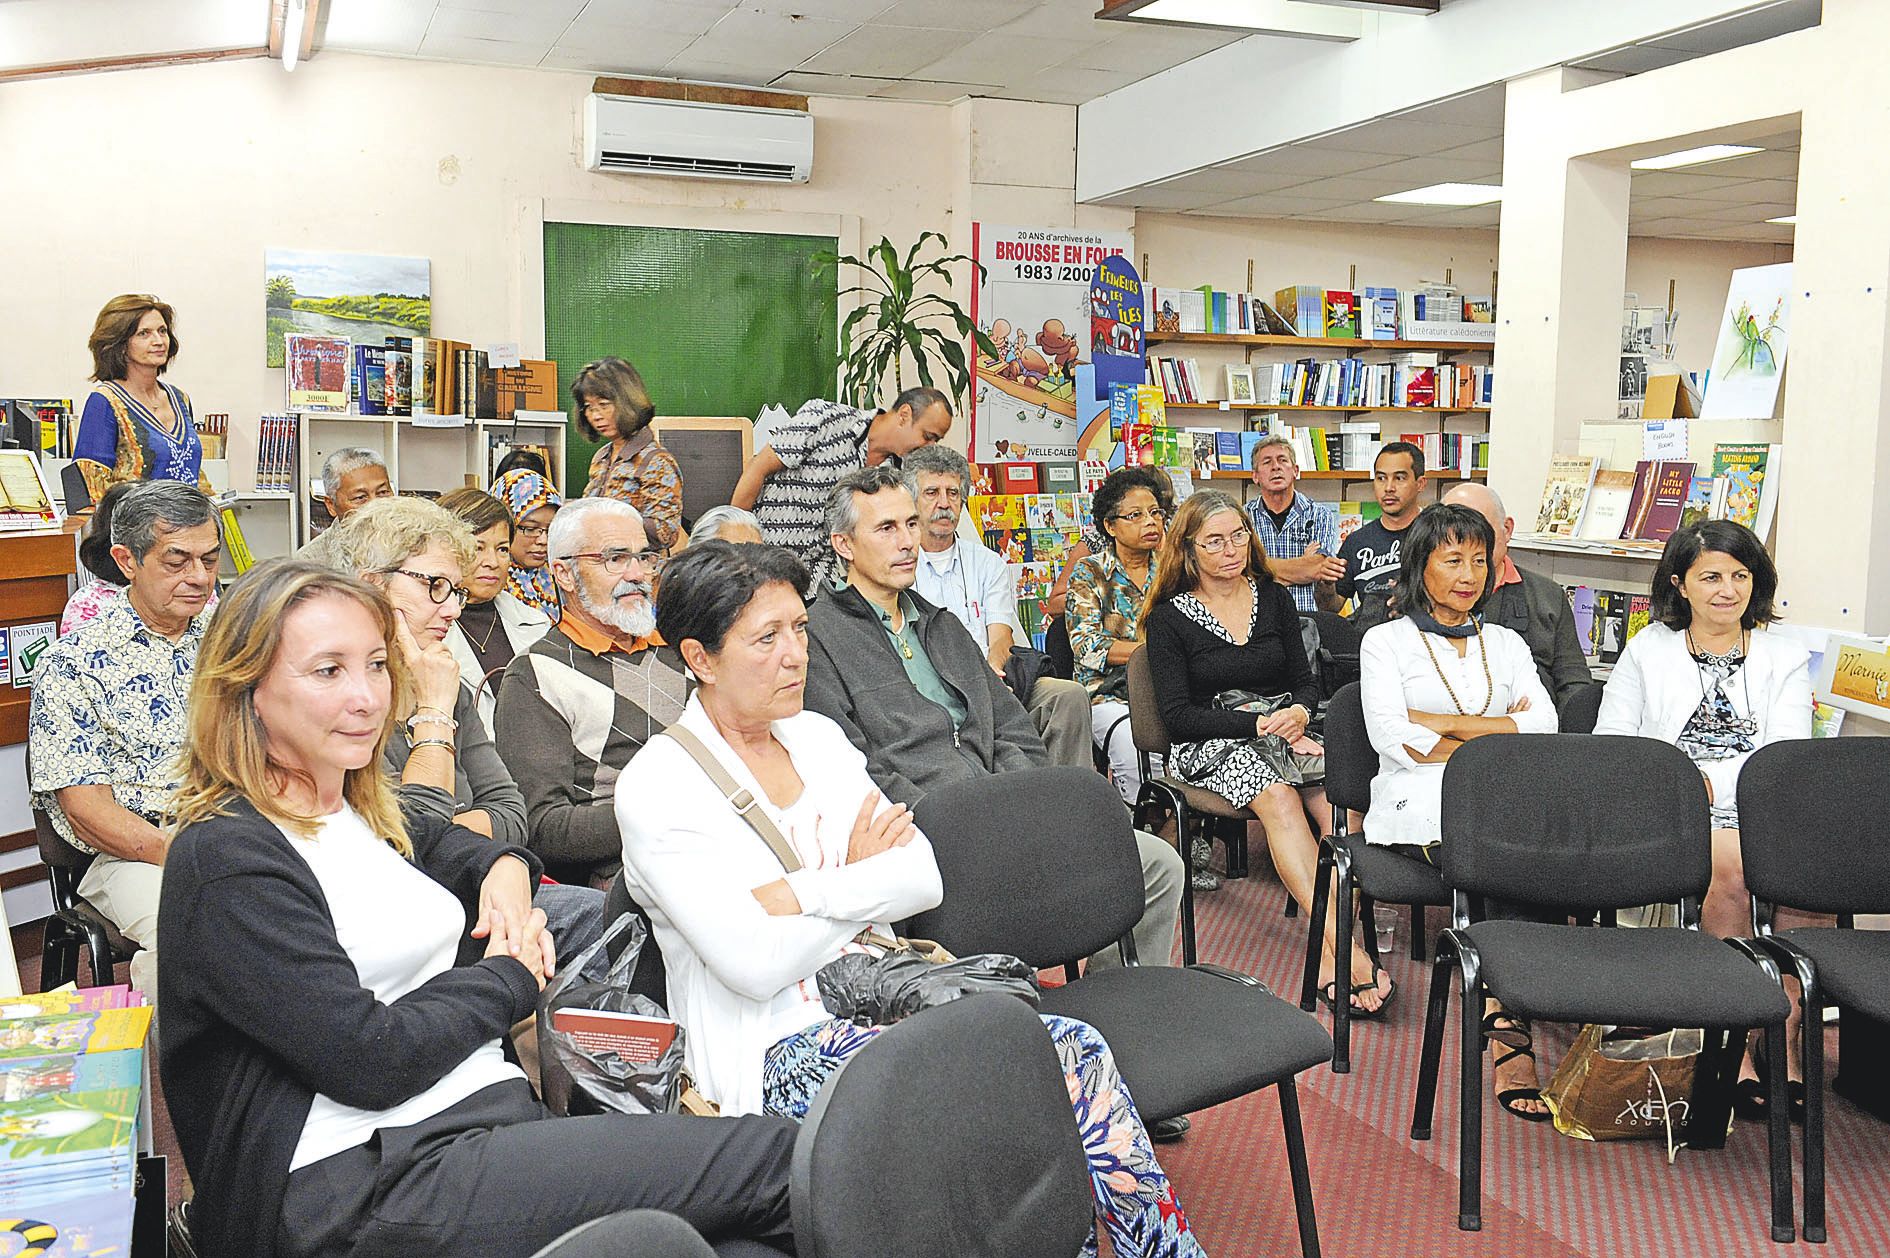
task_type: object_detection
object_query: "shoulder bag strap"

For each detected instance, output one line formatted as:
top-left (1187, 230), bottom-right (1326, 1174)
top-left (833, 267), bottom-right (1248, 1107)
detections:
top-left (656, 726), bottom-right (802, 874)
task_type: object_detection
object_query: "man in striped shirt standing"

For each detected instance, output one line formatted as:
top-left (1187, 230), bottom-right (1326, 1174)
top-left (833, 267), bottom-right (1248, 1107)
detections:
top-left (733, 387), bottom-right (953, 587)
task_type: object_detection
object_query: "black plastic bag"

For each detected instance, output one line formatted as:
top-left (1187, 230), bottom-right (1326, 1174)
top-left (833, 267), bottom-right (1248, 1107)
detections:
top-left (538, 913), bottom-right (686, 1116)
top-left (816, 951), bottom-right (1041, 1027)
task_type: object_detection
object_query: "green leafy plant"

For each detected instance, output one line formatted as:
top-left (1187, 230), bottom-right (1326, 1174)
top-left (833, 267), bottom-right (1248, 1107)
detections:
top-left (822, 232), bottom-right (998, 410)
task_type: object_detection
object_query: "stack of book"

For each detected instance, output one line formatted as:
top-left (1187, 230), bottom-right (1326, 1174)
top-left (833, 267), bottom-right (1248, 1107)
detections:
top-left (254, 414), bottom-right (298, 494)
top-left (1146, 280), bottom-right (1494, 343)
top-left (969, 459), bottom-right (1107, 645)
top-left (284, 334), bottom-right (559, 421)
top-left (1564, 586), bottom-right (1655, 665)
top-left (0, 986), bottom-right (154, 1252)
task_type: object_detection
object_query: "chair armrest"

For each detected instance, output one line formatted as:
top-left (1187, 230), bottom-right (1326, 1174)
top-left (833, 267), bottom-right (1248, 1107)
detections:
top-left (1188, 962), bottom-right (1272, 998)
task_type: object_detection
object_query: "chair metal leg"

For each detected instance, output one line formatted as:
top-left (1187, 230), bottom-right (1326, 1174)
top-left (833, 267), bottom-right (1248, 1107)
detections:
top-left (1277, 1079), bottom-right (1322, 1258)
top-left (1761, 1018), bottom-right (1796, 1244)
top-left (1330, 853), bottom-right (1357, 1074)
top-left (1408, 903), bottom-right (1428, 962)
top-left (1410, 933), bottom-right (1456, 1141)
top-left (1358, 893), bottom-right (1381, 969)
top-left (1456, 949), bottom-right (1484, 1232)
top-left (83, 924), bottom-right (114, 987)
top-left (42, 923), bottom-right (81, 991)
top-left (1685, 1027), bottom-right (1737, 1152)
top-left (1300, 840), bottom-right (1334, 1013)
top-left (1175, 796), bottom-right (1197, 968)
top-left (1801, 984), bottom-right (1827, 1245)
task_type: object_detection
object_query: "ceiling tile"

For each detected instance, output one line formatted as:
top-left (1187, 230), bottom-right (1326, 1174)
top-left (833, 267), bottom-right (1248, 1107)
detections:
top-left (1070, 26), bottom-right (1239, 74)
top-left (1369, 154), bottom-right (1502, 186)
top-left (873, 0), bottom-right (1033, 30)
top-left (438, 0), bottom-right (582, 14)
top-left (553, 23), bottom-right (698, 65)
top-left (688, 8), bottom-right (854, 60)
top-left (770, 70), bottom-right (899, 96)
top-left (429, 3), bottom-right (578, 42)
top-left (1702, 149), bottom-right (1801, 180)
top-left (1392, 86), bottom-right (1504, 129)
top-left (750, 0), bottom-right (903, 18)
top-left (916, 31), bottom-right (1069, 86)
top-left (867, 78), bottom-right (991, 101)
top-left (996, 0), bottom-right (1120, 42)
top-left (1153, 166), bottom-right (1306, 197)
top-left (1386, 204), bottom-right (1503, 229)
top-left (1019, 63), bottom-right (1141, 102)
top-left (569, 0), bottom-right (731, 37)
top-left (1273, 202), bottom-right (1419, 224)
top-left (1214, 145), bottom-right (1385, 179)
top-left (414, 32), bottom-right (549, 64)
top-left (656, 55), bottom-right (774, 84)
top-left (1274, 173), bottom-right (1441, 201)
top-left (1685, 176), bottom-right (1796, 203)
top-left (1627, 195), bottom-right (1704, 218)
top-left (1690, 200), bottom-right (1798, 223)
top-left (1627, 170), bottom-right (1752, 198)
top-left (1202, 192), bottom-right (1354, 216)
top-left (800, 24), bottom-right (975, 78)
top-left (1434, 136), bottom-right (1505, 166)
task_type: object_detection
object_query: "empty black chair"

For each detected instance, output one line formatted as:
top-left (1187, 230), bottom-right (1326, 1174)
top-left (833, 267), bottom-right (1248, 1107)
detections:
top-left (908, 766), bottom-right (1332, 1258)
top-left (791, 994), bottom-right (1093, 1258)
top-left (1304, 609), bottom-right (1363, 699)
top-left (1742, 738), bottom-right (1890, 1246)
top-left (35, 804), bottom-right (137, 989)
top-left (1298, 683), bottom-right (1448, 1073)
top-left (1556, 681), bottom-right (1604, 733)
top-left (1410, 734), bottom-right (1796, 1241)
top-left (1125, 646), bottom-right (1255, 962)
top-left (528, 1210), bottom-right (717, 1258)
top-left (1042, 607), bottom-right (1076, 680)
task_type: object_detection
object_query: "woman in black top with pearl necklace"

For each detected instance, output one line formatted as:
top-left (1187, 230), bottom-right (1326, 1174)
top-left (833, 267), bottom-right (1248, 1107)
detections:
top-left (1141, 490), bottom-right (1391, 1016)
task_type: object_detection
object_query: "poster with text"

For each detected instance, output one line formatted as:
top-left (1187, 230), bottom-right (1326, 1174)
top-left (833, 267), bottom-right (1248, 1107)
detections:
top-left (1700, 263), bottom-right (1791, 420)
top-left (969, 224), bottom-right (1131, 461)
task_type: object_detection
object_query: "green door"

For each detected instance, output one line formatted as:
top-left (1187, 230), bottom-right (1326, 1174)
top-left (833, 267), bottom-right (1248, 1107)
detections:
top-left (542, 221), bottom-right (838, 494)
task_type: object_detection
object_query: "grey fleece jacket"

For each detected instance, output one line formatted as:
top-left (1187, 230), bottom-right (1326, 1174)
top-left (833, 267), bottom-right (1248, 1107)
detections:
top-left (803, 583), bottom-right (1047, 808)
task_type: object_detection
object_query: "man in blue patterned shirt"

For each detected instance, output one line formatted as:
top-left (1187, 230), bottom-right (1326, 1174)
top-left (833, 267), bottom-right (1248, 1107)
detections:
top-left (29, 482), bottom-right (220, 998)
top-left (1245, 435), bottom-right (1343, 613)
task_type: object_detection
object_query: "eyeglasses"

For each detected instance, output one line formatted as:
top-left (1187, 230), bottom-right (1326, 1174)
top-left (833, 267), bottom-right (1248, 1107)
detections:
top-left (1110, 507), bottom-right (1167, 525)
top-left (383, 568), bottom-right (472, 607)
top-left (514, 521), bottom-right (550, 538)
top-left (1193, 528), bottom-right (1252, 555)
top-left (558, 548), bottom-right (665, 575)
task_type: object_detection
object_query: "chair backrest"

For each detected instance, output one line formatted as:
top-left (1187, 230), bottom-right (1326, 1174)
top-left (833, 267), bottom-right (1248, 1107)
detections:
top-left (1307, 609), bottom-right (1363, 659)
top-left (1557, 682), bottom-right (1604, 734)
top-left (1124, 646), bottom-right (1170, 756)
top-left (1320, 683), bottom-right (1375, 816)
top-left (528, 1210), bottom-right (717, 1258)
top-left (907, 766), bottom-right (1145, 968)
top-left (1740, 739), bottom-right (1890, 915)
top-left (1042, 610), bottom-right (1076, 681)
top-left (601, 874), bottom-right (668, 1008)
top-left (791, 994), bottom-right (1093, 1258)
top-left (1440, 734), bottom-right (1711, 911)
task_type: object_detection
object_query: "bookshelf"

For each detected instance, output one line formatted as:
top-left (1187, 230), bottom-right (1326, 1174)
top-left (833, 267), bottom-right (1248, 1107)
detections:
top-left (1166, 403), bottom-right (1488, 416)
top-left (1149, 333), bottom-right (1492, 353)
top-left (1204, 469), bottom-right (1488, 483)
top-left (291, 411), bottom-right (569, 547)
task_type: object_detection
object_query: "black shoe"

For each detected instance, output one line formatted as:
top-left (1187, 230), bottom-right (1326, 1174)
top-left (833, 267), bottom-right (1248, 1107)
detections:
top-left (1151, 1114), bottom-right (1191, 1143)
top-left (169, 1200), bottom-right (202, 1258)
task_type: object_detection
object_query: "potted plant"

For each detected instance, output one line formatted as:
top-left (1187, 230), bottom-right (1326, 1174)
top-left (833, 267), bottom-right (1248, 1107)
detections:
top-left (824, 232), bottom-right (998, 409)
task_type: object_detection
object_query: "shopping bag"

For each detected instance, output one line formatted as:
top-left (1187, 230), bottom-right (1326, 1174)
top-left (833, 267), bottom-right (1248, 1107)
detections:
top-left (1543, 1024), bottom-right (1702, 1157)
top-left (537, 913), bottom-right (687, 1116)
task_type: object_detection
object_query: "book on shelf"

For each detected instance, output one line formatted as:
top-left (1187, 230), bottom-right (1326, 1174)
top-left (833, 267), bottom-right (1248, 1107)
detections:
top-left (1712, 442), bottom-right (1782, 539)
top-left (384, 345), bottom-right (413, 417)
top-left (1108, 381), bottom-right (1137, 437)
top-left (1403, 280), bottom-right (1462, 327)
top-left (1323, 290), bottom-right (1358, 339)
top-left (1462, 295), bottom-right (1495, 324)
top-left (1578, 468), bottom-right (1637, 541)
top-left (219, 505), bottom-right (255, 573)
top-left (1274, 285), bottom-right (1325, 338)
top-left (1566, 585), bottom-right (1657, 664)
top-left (1533, 455), bottom-right (1600, 538)
top-left (493, 359), bottom-right (560, 420)
top-left (11, 398), bottom-right (75, 459)
top-left (253, 414), bottom-right (298, 495)
top-left (1359, 288), bottom-right (1399, 340)
top-left (284, 334), bottom-right (351, 411)
top-left (1678, 474), bottom-right (1721, 530)
top-left (1189, 429), bottom-right (1218, 478)
top-left (1622, 459), bottom-right (1694, 542)
top-left (1336, 499), bottom-right (1383, 547)
top-left (354, 345), bottom-right (388, 416)
top-left (0, 449), bottom-right (61, 530)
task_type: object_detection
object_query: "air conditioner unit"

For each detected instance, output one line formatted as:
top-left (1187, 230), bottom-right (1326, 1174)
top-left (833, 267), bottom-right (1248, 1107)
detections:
top-left (583, 94), bottom-right (813, 184)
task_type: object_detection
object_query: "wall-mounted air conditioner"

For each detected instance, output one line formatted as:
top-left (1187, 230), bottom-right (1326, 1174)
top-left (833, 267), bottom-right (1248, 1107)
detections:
top-left (583, 93), bottom-right (813, 184)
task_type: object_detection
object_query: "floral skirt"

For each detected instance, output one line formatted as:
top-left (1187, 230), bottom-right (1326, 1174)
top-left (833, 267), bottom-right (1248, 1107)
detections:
top-left (763, 1013), bottom-right (1207, 1258)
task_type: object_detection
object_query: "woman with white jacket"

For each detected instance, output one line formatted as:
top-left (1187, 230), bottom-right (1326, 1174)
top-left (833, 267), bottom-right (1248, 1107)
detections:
top-left (438, 488), bottom-right (552, 738)
top-left (1594, 520), bottom-right (1812, 1115)
top-left (617, 540), bottom-right (1211, 1258)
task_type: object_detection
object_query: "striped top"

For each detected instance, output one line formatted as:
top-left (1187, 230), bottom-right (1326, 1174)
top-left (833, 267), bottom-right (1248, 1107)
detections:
top-left (752, 399), bottom-right (878, 587)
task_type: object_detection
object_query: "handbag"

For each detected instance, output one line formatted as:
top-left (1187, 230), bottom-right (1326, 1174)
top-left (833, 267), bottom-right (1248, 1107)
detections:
top-left (1002, 644), bottom-right (1056, 705)
top-left (1173, 690), bottom-right (1325, 787)
top-left (1542, 1024), bottom-right (1702, 1157)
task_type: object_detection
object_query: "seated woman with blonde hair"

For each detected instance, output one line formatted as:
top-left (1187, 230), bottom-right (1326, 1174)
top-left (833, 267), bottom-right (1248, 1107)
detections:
top-left (617, 541), bottom-right (1211, 1258)
top-left (157, 559), bottom-right (795, 1258)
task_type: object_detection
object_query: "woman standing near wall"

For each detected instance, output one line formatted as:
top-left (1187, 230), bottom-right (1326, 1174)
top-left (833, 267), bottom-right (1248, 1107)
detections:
top-left (73, 294), bottom-right (210, 501)
top-left (575, 356), bottom-right (683, 550)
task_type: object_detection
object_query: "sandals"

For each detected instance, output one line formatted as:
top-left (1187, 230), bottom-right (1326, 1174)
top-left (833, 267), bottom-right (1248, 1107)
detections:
top-left (1315, 969), bottom-right (1396, 1020)
top-left (1481, 1009), bottom-right (1533, 1050)
top-left (1493, 1043), bottom-right (1552, 1123)
top-left (1735, 1053), bottom-right (1808, 1125)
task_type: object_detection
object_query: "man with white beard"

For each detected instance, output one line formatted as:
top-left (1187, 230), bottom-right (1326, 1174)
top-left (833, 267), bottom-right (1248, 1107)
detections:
top-left (494, 497), bottom-right (688, 887)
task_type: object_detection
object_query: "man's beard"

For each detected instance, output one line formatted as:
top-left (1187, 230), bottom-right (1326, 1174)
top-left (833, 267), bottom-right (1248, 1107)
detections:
top-left (578, 577), bottom-right (656, 638)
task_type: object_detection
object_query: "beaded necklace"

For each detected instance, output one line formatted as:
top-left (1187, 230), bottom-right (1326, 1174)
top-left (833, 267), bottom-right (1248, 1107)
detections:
top-left (1418, 619), bottom-right (1494, 716)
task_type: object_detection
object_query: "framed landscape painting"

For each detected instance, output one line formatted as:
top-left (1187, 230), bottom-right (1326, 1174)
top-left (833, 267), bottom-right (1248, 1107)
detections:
top-left (265, 248), bottom-right (431, 366)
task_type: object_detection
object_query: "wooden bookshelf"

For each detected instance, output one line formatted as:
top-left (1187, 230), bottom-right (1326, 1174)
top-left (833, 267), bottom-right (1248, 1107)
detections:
top-left (1148, 332), bottom-right (1492, 352)
top-left (1163, 403), bottom-right (1490, 416)
top-left (1205, 469), bottom-right (1487, 483)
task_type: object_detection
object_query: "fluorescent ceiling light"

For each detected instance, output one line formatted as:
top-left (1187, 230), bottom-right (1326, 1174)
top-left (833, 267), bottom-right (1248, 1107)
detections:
top-left (1631, 144), bottom-right (1762, 170)
top-left (1094, 0), bottom-right (1363, 37)
top-left (1375, 182), bottom-right (1503, 206)
top-left (1767, 214), bottom-right (1797, 225)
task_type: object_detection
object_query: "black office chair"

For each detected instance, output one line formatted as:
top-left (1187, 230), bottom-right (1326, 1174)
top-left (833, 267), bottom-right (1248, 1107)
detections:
top-left (791, 994), bottom-right (1093, 1258)
top-left (529, 1210), bottom-right (717, 1258)
top-left (1742, 738), bottom-right (1890, 1246)
top-left (908, 766), bottom-right (1332, 1258)
top-left (601, 873), bottom-right (668, 1007)
top-left (34, 805), bottom-right (137, 989)
top-left (1410, 735), bottom-right (1796, 1242)
top-left (1125, 647), bottom-right (1256, 962)
top-left (1299, 683), bottom-right (1448, 1073)
top-left (1556, 681), bottom-right (1604, 733)
top-left (1303, 610), bottom-right (1363, 701)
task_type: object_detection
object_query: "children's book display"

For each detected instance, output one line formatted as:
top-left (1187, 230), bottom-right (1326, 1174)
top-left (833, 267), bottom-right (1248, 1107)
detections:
top-left (970, 459), bottom-right (1107, 647)
top-left (1524, 443), bottom-right (1782, 550)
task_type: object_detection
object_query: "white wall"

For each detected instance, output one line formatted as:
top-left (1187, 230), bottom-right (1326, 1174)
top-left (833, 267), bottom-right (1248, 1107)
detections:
top-left (0, 51), bottom-right (960, 481)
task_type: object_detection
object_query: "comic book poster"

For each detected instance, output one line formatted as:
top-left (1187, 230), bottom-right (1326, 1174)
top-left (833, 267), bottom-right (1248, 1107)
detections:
top-left (970, 224), bottom-right (1131, 462)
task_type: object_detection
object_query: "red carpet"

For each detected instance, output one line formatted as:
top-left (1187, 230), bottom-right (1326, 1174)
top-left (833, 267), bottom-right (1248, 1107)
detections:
top-left (1155, 864), bottom-right (1889, 1257)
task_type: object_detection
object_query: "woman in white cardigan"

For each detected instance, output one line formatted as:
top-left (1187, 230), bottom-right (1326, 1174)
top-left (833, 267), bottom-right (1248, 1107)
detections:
top-left (1359, 505), bottom-right (1558, 1120)
top-left (617, 541), bottom-right (1211, 1258)
top-left (438, 488), bottom-right (552, 738)
top-left (1594, 519), bottom-right (1812, 1115)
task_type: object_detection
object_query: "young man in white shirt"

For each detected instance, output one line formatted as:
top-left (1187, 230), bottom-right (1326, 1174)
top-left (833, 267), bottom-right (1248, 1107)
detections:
top-left (903, 444), bottom-right (1091, 767)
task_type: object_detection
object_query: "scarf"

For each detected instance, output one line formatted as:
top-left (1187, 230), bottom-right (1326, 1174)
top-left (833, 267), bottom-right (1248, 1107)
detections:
top-left (492, 468), bottom-right (564, 623)
top-left (1408, 605), bottom-right (1480, 640)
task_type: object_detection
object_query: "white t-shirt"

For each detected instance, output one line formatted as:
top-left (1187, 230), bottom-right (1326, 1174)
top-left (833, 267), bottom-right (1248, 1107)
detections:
top-left (914, 537), bottom-right (1017, 649)
top-left (286, 805), bottom-right (522, 1171)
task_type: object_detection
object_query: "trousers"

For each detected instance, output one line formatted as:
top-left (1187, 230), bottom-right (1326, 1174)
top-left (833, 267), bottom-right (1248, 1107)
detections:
top-left (79, 853), bottom-right (161, 997)
top-left (1086, 830), bottom-right (1184, 970)
top-left (1029, 676), bottom-right (1094, 770)
top-left (277, 1079), bottom-right (796, 1258)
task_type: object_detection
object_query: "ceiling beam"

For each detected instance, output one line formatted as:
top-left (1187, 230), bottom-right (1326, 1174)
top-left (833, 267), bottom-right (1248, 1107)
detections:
top-left (0, 45), bottom-right (266, 84)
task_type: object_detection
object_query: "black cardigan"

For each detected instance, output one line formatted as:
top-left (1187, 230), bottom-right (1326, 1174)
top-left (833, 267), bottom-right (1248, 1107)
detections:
top-left (157, 798), bottom-right (543, 1258)
top-left (1144, 580), bottom-right (1319, 744)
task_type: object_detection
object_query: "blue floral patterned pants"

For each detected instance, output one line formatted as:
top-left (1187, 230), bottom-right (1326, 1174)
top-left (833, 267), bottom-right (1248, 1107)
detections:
top-left (763, 1013), bottom-right (1207, 1258)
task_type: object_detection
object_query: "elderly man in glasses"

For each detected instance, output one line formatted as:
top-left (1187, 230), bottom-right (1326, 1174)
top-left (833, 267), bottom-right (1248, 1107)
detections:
top-left (494, 497), bottom-right (687, 888)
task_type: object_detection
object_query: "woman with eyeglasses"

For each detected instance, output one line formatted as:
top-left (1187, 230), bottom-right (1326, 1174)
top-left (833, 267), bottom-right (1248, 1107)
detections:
top-left (437, 488), bottom-right (551, 739)
top-left (574, 357), bottom-right (684, 551)
top-left (1066, 468), bottom-right (1170, 807)
top-left (493, 467), bottom-right (565, 623)
top-left (322, 497), bottom-right (608, 970)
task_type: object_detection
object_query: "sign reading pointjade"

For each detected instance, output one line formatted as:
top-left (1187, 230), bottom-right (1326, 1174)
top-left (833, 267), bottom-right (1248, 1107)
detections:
top-left (969, 224), bottom-right (1131, 462)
